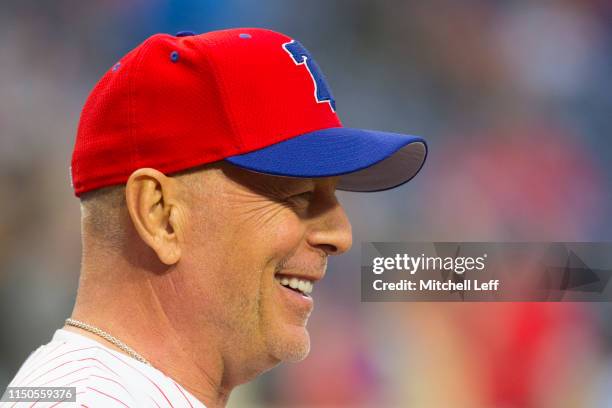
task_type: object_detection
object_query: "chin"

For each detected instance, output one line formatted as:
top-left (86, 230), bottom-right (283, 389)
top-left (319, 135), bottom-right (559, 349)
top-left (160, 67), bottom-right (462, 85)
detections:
top-left (268, 325), bottom-right (311, 363)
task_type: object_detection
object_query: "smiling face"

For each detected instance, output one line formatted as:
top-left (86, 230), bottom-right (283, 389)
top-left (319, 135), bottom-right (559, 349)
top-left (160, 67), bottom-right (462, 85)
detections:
top-left (176, 162), bottom-right (352, 377)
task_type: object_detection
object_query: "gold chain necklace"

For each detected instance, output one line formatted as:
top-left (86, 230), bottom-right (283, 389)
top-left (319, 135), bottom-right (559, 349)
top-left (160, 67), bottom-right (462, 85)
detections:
top-left (65, 318), bottom-right (151, 366)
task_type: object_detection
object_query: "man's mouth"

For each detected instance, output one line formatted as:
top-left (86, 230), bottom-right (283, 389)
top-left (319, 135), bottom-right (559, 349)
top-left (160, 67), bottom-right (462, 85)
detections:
top-left (274, 274), bottom-right (314, 297)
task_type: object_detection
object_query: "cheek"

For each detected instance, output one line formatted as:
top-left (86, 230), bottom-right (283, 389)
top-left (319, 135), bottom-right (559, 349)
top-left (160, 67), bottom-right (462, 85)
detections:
top-left (268, 215), bottom-right (306, 258)
top-left (232, 207), bottom-right (306, 272)
top-left (177, 206), bottom-right (244, 304)
top-left (179, 204), bottom-right (306, 308)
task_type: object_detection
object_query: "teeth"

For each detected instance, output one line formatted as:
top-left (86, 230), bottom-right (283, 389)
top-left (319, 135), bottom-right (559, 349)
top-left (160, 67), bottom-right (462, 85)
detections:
top-left (275, 275), bottom-right (314, 295)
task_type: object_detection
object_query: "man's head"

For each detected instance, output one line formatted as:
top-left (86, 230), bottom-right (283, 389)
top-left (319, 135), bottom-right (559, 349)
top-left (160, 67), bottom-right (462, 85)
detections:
top-left (70, 27), bottom-right (426, 396)
top-left (80, 161), bottom-right (351, 376)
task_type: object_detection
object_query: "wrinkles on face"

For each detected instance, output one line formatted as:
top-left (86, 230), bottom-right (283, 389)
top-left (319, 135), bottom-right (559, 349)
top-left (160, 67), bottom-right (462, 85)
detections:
top-left (223, 189), bottom-right (295, 231)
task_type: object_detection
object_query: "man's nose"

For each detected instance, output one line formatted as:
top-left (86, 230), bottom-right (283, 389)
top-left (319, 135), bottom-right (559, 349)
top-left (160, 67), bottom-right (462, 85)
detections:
top-left (306, 197), bottom-right (353, 256)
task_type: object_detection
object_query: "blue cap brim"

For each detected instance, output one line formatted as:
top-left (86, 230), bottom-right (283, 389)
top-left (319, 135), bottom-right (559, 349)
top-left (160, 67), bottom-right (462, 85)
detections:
top-left (225, 127), bottom-right (427, 192)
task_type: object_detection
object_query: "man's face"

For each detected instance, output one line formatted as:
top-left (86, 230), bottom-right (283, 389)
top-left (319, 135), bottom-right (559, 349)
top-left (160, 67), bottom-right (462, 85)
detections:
top-left (177, 162), bottom-right (352, 375)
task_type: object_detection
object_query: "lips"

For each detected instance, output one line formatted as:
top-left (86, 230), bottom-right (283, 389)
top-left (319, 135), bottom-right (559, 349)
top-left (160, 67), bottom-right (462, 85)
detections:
top-left (273, 255), bottom-right (327, 315)
top-left (275, 277), bottom-right (313, 318)
top-left (275, 274), bottom-right (313, 296)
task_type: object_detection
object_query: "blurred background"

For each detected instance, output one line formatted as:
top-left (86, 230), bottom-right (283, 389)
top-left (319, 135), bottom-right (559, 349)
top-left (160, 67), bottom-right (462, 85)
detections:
top-left (1, 0), bottom-right (612, 407)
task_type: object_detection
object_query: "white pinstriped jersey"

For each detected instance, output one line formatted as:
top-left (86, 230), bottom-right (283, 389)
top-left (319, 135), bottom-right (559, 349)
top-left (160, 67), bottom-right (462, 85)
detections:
top-left (1, 329), bottom-right (205, 407)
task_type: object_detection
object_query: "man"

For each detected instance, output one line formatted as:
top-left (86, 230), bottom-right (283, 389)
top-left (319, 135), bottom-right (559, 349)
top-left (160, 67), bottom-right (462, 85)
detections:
top-left (2, 28), bottom-right (426, 407)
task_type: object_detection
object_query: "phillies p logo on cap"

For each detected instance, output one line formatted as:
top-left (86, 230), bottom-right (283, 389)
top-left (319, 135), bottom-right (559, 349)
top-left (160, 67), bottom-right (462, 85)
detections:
top-left (283, 40), bottom-right (336, 112)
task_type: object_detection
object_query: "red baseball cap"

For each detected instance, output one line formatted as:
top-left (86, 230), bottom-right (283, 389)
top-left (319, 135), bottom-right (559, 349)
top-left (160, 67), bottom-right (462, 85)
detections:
top-left (70, 28), bottom-right (427, 197)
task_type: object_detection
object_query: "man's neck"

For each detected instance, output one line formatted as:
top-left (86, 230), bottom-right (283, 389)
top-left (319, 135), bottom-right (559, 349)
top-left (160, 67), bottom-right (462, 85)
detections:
top-left (69, 274), bottom-right (232, 407)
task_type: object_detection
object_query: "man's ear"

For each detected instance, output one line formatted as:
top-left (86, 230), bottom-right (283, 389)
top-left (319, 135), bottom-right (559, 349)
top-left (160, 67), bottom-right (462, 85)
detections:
top-left (125, 168), bottom-right (182, 265)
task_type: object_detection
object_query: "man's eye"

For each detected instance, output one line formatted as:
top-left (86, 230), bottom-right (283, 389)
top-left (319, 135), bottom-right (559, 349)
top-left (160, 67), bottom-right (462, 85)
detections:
top-left (286, 191), bottom-right (314, 204)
